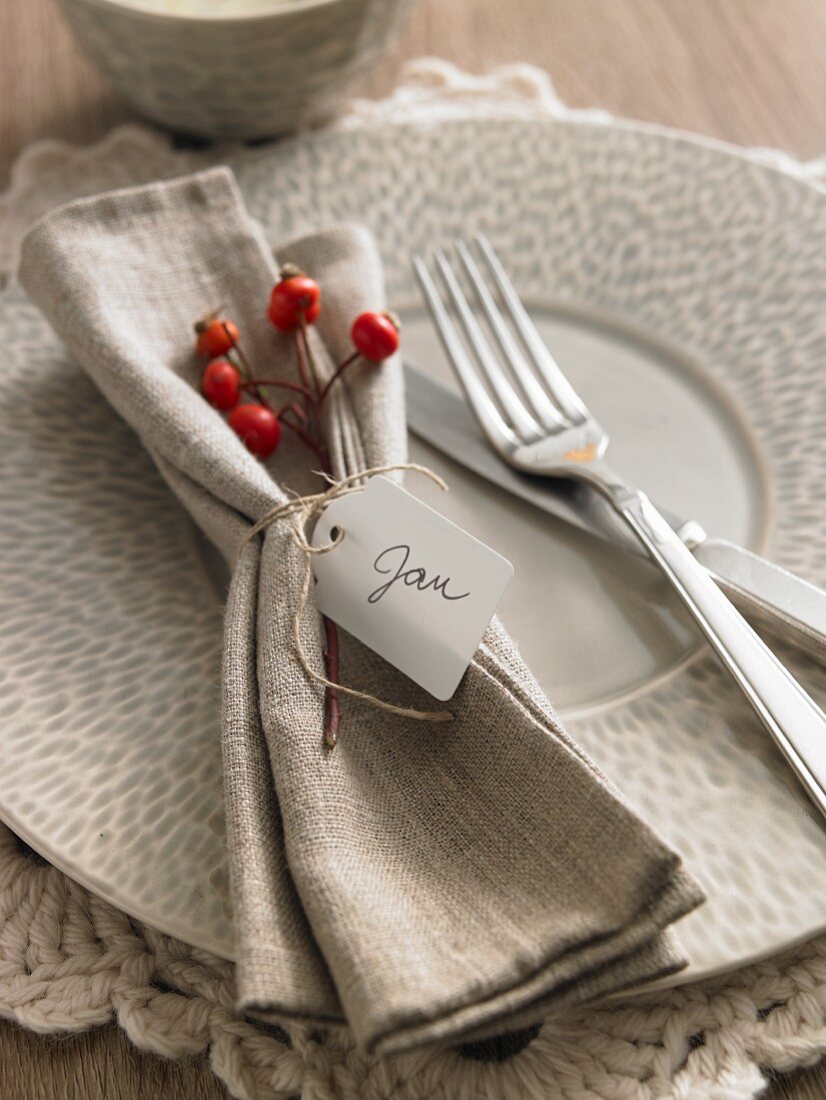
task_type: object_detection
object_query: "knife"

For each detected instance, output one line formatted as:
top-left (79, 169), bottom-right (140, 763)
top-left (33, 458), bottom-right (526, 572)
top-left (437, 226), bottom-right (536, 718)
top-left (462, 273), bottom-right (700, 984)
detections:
top-left (405, 362), bottom-right (826, 662)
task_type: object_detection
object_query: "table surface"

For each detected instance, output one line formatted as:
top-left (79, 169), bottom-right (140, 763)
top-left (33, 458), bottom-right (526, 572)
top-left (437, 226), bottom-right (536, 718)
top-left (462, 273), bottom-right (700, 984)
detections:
top-left (1, 1), bottom-right (825, 1097)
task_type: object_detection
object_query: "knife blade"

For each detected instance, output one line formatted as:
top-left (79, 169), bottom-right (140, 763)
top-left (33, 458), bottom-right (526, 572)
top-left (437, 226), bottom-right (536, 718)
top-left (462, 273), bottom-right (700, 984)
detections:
top-left (404, 362), bottom-right (826, 662)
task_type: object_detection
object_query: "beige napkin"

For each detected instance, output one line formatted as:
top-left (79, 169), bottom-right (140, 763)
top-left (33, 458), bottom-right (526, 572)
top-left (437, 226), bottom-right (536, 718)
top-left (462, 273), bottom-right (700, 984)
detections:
top-left (19, 166), bottom-right (703, 1057)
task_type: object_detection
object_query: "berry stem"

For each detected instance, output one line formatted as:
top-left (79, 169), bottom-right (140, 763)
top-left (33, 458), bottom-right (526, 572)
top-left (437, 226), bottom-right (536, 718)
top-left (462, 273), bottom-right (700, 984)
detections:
top-left (279, 415), bottom-right (328, 465)
top-left (277, 400), bottom-right (308, 424)
top-left (297, 318), bottom-right (325, 399)
top-left (242, 377), bottom-right (314, 400)
top-left (227, 345), bottom-right (271, 408)
top-left (274, 401), bottom-right (305, 421)
top-left (229, 335), bottom-right (255, 379)
top-left (292, 320), bottom-right (344, 749)
top-left (294, 320), bottom-right (316, 399)
top-left (318, 351), bottom-right (360, 405)
top-left (197, 301), bottom-right (349, 748)
top-left (323, 616), bottom-right (341, 748)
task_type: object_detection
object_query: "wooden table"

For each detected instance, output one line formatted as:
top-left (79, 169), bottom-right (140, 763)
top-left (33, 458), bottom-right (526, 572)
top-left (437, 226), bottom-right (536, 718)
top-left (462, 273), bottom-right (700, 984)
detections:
top-left (1, 1), bottom-right (825, 1096)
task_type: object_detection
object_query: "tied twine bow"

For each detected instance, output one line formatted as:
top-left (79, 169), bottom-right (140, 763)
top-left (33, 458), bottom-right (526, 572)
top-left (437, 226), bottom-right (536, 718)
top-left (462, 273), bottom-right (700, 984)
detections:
top-left (241, 464), bottom-right (455, 731)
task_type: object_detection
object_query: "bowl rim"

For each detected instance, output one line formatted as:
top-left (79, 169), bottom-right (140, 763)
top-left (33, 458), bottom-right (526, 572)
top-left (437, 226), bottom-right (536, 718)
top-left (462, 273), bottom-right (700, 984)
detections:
top-left (65, 0), bottom-right (349, 23)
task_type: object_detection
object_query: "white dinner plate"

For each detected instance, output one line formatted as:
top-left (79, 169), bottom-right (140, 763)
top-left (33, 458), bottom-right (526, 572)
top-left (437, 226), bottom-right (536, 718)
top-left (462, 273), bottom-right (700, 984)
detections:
top-left (1, 117), bottom-right (825, 981)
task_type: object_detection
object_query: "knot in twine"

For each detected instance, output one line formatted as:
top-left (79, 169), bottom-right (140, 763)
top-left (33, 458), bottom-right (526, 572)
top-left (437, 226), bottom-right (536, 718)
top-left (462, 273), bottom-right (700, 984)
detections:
top-left (242, 464), bottom-right (455, 724)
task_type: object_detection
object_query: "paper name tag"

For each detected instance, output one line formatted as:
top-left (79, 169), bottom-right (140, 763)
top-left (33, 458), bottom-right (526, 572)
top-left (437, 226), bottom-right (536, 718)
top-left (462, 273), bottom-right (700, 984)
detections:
top-left (311, 477), bottom-right (513, 700)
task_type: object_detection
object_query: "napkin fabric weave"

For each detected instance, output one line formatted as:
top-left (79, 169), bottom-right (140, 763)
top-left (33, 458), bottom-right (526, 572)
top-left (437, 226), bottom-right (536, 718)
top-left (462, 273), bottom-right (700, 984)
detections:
top-left (19, 166), bottom-right (703, 1056)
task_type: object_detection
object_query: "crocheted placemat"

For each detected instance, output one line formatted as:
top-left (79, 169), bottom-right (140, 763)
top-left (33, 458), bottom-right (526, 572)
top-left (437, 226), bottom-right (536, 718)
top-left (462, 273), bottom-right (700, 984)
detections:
top-left (2, 59), bottom-right (826, 1100)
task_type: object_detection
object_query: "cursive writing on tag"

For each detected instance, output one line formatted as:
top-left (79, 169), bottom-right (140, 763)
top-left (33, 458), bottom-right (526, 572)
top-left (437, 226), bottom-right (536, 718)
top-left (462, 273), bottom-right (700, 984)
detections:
top-left (310, 477), bottom-right (513, 700)
top-left (368, 544), bottom-right (471, 605)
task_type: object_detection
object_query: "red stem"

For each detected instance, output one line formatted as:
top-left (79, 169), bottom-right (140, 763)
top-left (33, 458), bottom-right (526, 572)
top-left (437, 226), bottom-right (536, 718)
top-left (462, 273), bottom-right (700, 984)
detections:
top-left (291, 324), bottom-right (343, 749)
top-left (294, 321), bottom-right (316, 398)
top-left (323, 616), bottom-right (341, 748)
top-left (228, 346), bottom-right (269, 407)
top-left (222, 315), bottom-right (342, 748)
top-left (277, 400), bottom-right (308, 424)
top-left (319, 351), bottom-right (360, 405)
top-left (230, 336), bottom-right (255, 380)
top-left (279, 415), bottom-right (328, 465)
top-left (275, 401), bottom-right (305, 421)
top-left (293, 324), bottom-right (330, 464)
top-left (242, 377), bottom-right (313, 400)
top-left (299, 318), bottom-right (329, 400)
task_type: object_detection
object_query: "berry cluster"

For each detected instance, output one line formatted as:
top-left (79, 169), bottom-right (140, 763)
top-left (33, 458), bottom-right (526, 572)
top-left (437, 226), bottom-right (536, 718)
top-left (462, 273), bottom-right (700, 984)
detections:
top-left (193, 266), bottom-right (401, 749)
top-left (195, 267), bottom-right (399, 463)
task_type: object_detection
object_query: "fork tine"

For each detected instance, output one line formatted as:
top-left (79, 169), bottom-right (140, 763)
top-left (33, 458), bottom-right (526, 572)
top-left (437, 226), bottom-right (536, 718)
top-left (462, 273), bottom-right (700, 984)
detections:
top-left (455, 240), bottom-right (565, 432)
top-left (475, 233), bottom-right (589, 422)
top-left (411, 255), bottom-right (520, 455)
top-left (431, 248), bottom-right (541, 442)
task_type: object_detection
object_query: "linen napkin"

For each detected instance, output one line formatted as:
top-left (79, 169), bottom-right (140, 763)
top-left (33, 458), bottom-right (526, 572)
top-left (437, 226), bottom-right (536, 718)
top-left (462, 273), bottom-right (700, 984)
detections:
top-left (19, 166), bottom-right (704, 1056)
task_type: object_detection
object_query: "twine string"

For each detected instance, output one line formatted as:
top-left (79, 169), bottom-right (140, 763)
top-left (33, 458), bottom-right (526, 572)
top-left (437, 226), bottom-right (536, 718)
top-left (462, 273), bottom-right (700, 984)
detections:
top-left (241, 464), bottom-right (455, 723)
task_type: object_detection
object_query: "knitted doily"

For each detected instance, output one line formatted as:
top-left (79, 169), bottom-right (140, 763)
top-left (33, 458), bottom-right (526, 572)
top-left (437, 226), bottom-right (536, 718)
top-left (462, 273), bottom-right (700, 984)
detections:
top-left (2, 59), bottom-right (826, 1100)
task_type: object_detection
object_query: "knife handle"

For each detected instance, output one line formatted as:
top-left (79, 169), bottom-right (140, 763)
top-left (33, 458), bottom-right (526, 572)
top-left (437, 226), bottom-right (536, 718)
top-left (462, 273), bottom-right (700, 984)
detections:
top-left (695, 538), bottom-right (826, 664)
top-left (618, 492), bottom-right (826, 819)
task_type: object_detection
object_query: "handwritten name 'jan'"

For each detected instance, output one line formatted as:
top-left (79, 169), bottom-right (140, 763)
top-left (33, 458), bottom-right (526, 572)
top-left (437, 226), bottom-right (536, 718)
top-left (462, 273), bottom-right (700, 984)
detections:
top-left (367, 544), bottom-right (471, 606)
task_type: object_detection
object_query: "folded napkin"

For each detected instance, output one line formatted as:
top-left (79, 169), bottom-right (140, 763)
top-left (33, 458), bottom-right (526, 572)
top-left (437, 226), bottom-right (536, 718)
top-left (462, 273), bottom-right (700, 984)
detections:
top-left (19, 167), bottom-right (703, 1056)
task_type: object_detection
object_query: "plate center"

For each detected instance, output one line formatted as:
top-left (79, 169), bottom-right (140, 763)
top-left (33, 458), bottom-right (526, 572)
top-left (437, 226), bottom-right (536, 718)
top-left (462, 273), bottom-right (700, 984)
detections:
top-left (401, 302), bottom-right (769, 714)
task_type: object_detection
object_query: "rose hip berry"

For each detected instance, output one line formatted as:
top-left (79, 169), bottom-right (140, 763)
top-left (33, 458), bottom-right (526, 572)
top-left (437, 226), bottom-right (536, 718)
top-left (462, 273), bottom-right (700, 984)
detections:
top-left (268, 273), bottom-right (321, 332)
top-left (201, 359), bottom-right (241, 411)
top-left (351, 311), bottom-right (400, 362)
top-left (196, 319), bottom-right (239, 358)
top-left (228, 403), bottom-right (281, 458)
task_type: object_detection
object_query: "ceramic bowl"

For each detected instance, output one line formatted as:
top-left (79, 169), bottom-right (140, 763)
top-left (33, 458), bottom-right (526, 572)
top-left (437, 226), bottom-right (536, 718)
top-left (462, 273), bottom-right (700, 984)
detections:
top-left (60, 0), bottom-right (415, 139)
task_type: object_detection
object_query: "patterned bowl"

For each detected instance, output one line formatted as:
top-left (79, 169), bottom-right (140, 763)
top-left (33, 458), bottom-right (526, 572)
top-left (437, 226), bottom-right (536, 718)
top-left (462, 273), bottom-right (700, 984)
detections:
top-left (59, 0), bottom-right (415, 139)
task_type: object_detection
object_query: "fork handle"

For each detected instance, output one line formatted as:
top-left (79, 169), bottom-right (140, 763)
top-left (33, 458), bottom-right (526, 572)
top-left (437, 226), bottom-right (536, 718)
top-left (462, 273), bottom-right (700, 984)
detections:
top-left (615, 487), bottom-right (826, 819)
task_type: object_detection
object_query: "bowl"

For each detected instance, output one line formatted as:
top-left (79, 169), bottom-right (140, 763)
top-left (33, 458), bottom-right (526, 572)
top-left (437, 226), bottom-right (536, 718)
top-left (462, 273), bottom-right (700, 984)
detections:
top-left (59, 0), bottom-right (416, 140)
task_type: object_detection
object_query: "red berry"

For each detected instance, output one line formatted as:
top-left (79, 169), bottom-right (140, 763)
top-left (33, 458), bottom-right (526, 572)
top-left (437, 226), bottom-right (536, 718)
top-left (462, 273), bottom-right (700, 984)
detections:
top-left (201, 359), bottom-right (241, 410)
top-left (351, 311), bottom-right (400, 362)
top-left (196, 319), bottom-right (239, 358)
top-left (268, 275), bottom-right (321, 332)
top-left (228, 404), bottom-right (281, 458)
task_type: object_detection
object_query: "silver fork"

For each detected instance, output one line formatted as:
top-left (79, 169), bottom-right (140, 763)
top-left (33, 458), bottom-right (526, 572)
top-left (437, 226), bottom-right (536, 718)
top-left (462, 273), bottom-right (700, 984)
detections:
top-left (413, 235), bottom-right (826, 821)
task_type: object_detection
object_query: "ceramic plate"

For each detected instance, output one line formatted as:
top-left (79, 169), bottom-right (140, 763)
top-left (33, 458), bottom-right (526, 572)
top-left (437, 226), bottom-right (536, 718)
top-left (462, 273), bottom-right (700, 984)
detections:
top-left (1, 117), bottom-right (825, 980)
